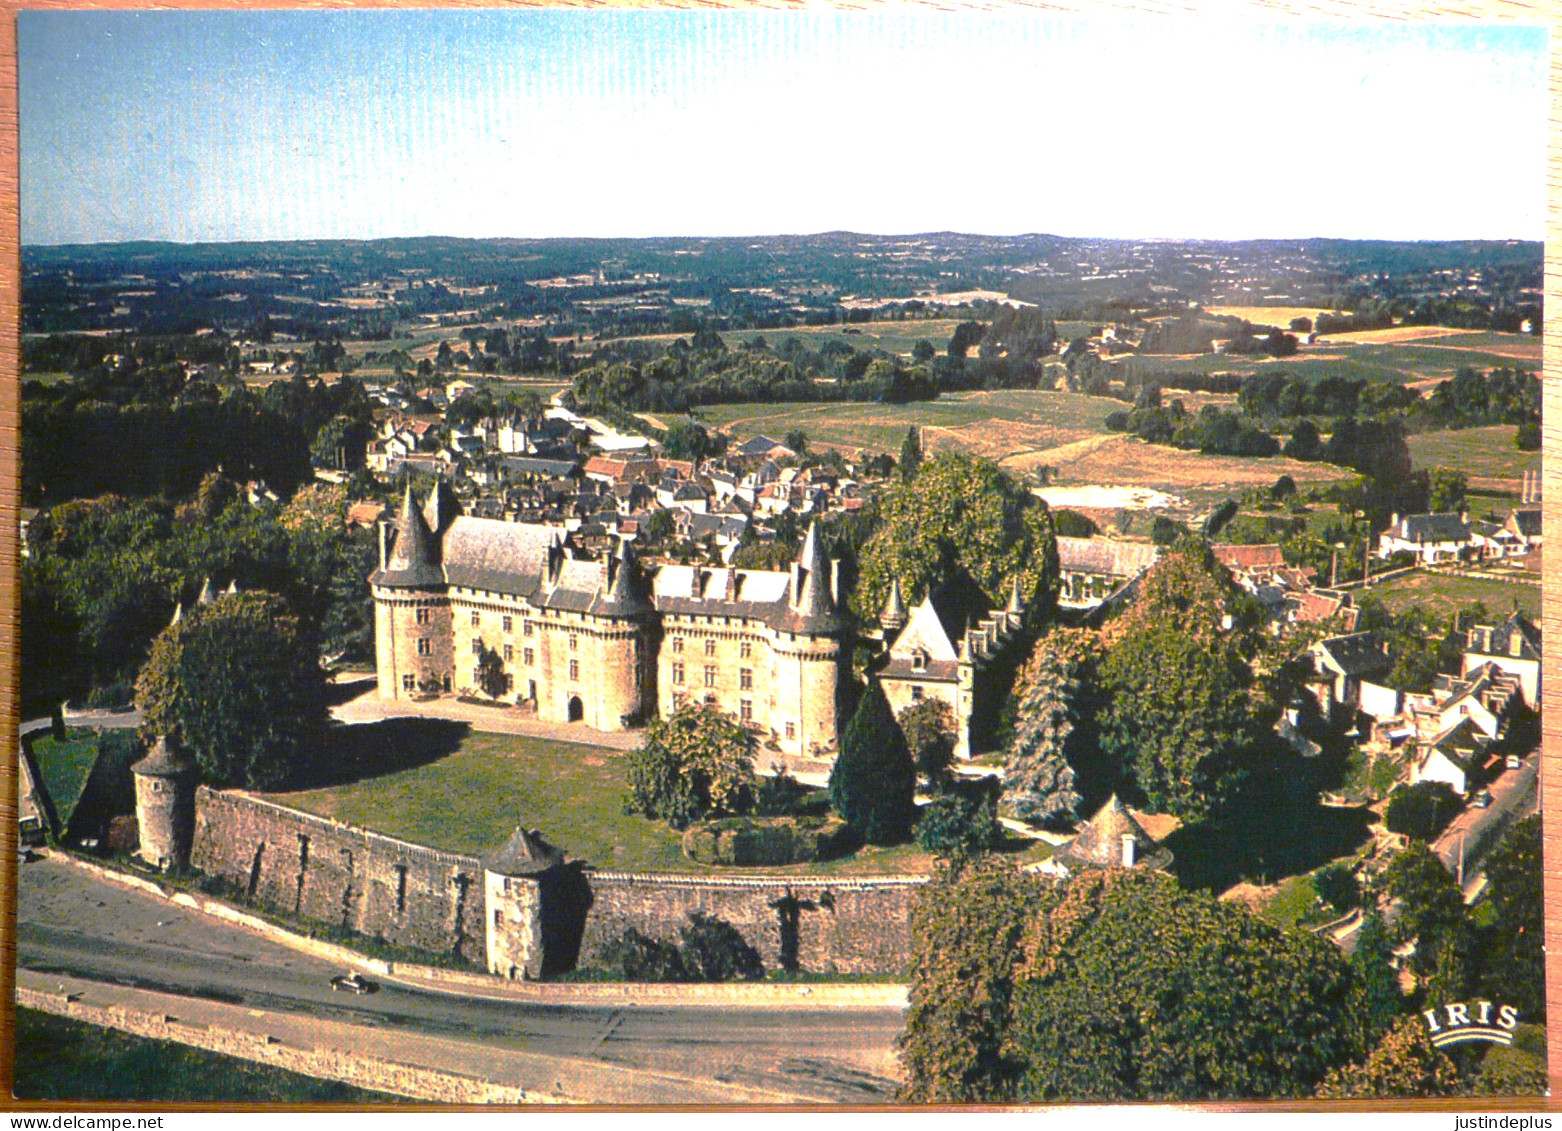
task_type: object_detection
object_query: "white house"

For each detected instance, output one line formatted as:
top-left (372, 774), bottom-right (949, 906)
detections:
top-left (1377, 512), bottom-right (1474, 564)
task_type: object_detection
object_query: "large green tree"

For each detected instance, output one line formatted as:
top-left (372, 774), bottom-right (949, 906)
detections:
top-left (898, 857), bottom-right (1052, 1102)
top-left (1005, 869), bottom-right (1371, 1101)
top-left (829, 684), bottom-right (916, 845)
top-left (1377, 842), bottom-right (1472, 985)
top-left (1001, 629), bottom-right (1103, 825)
top-left (624, 704), bottom-right (757, 829)
top-left (853, 453), bottom-right (1059, 623)
top-left (1315, 1017), bottom-right (1460, 1099)
top-left (135, 591), bottom-right (327, 790)
top-left (1476, 813), bottom-right (1544, 1023)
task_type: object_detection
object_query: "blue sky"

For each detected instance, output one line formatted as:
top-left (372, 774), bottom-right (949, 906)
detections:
top-left (18, 12), bottom-right (1548, 245)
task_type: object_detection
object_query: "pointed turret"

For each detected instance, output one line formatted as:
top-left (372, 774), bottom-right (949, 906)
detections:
top-left (597, 537), bottom-right (651, 617)
top-left (226, 579), bottom-right (239, 596)
top-left (196, 577), bottom-right (216, 606)
top-left (169, 602), bottom-right (183, 628)
top-left (370, 485), bottom-right (445, 589)
top-left (880, 577), bottom-right (908, 636)
top-left (422, 479), bottom-right (460, 538)
top-left (1007, 575), bottom-right (1025, 614)
top-left (780, 522), bottom-right (839, 634)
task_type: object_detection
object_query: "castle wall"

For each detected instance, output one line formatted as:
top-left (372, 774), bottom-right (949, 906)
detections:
top-left (571, 872), bottom-right (920, 976)
top-left (190, 788), bottom-right (486, 964)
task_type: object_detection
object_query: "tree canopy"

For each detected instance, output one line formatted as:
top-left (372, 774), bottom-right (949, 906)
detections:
top-left (623, 703), bottom-right (757, 830)
top-left (135, 591), bottom-right (327, 790)
top-left (829, 683), bottom-right (916, 845)
top-left (853, 453), bottom-right (1059, 624)
top-left (1001, 629), bottom-right (1103, 826)
top-left (902, 864), bottom-right (1372, 1102)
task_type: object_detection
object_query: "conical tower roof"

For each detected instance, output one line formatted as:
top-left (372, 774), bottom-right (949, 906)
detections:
top-left (422, 479), bottom-right (460, 538)
top-left (1007, 574), bottom-right (1025, 614)
top-left (1055, 795), bottom-right (1171, 871)
top-left (780, 522), bottom-right (839, 634)
top-left (483, 824), bottom-right (565, 876)
top-left (196, 577), bottom-right (216, 606)
top-left (370, 485), bottom-right (446, 589)
top-left (597, 537), bottom-right (652, 617)
top-left (881, 577), bottom-right (908, 633)
top-left (132, 735), bottom-right (198, 780)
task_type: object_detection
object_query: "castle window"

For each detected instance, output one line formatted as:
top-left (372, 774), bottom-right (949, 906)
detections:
top-left (911, 650), bottom-right (927, 672)
top-left (740, 699), bottom-right (753, 722)
top-left (504, 674), bottom-right (514, 692)
top-left (673, 691), bottom-right (686, 710)
top-left (472, 639), bottom-right (482, 655)
top-left (504, 644), bottom-right (514, 662)
top-left (785, 721), bottom-right (796, 740)
top-left (740, 641), bottom-right (751, 659)
top-left (416, 608), bottom-right (431, 625)
top-left (704, 665), bottom-right (716, 688)
top-left (524, 648), bottom-right (535, 666)
top-left (672, 637), bottom-right (684, 653)
top-left (672, 662), bottom-right (685, 684)
top-left (417, 638), bottom-right (432, 656)
top-left (705, 693), bottom-right (718, 706)
top-left (403, 674), bottom-right (416, 692)
top-left (503, 616), bottom-right (513, 633)
top-left (570, 660), bottom-right (580, 681)
top-left (471, 611), bottom-right (480, 628)
top-left (740, 668), bottom-right (753, 691)
top-left (705, 639), bottom-right (716, 657)
top-left (570, 635), bottom-right (579, 652)
top-left (912, 686), bottom-right (925, 702)
top-left (524, 621), bottom-right (534, 637)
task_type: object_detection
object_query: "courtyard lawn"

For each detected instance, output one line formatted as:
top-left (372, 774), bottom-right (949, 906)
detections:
top-left (1363, 569), bottom-right (1540, 622)
top-left (274, 730), bottom-right (1026, 876)
top-left (28, 730), bottom-right (104, 831)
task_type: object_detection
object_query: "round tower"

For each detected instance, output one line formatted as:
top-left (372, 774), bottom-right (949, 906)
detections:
top-left (591, 537), bottom-right (656, 727)
top-left (132, 734), bottom-right (198, 871)
top-left (775, 523), bottom-right (844, 759)
top-left (370, 485), bottom-right (453, 699)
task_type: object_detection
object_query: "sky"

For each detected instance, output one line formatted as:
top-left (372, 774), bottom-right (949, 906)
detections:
top-left (18, 11), bottom-right (1549, 246)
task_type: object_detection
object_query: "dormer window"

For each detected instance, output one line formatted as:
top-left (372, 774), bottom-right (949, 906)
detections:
top-left (912, 649), bottom-right (927, 673)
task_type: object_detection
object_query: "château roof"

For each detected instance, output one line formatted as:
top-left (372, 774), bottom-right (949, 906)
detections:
top-left (370, 485), bottom-right (446, 589)
top-left (1056, 537), bottom-right (1159, 578)
top-left (483, 825), bottom-right (565, 875)
top-left (1054, 795), bottom-right (1172, 872)
top-left (132, 735), bottom-right (198, 779)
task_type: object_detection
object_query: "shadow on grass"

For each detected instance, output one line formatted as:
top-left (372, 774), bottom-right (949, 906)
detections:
top-left (1166, 753), bottom-right (1375, 893)
top-left (282, 717), bottom-right (471, 792)
top-left (323, 676), bottom-right (378, 709)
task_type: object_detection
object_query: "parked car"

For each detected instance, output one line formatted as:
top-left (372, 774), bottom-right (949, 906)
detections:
top-left (1471, 789), bottom-right (1494, 810)
top-left (330, 972), bottom-right (378, 994)
top-left (1506, 754), bottom-right (1524, 770)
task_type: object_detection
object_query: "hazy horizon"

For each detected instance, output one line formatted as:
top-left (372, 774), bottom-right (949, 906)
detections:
top-left (20, 12), bottom-right (1547, 246)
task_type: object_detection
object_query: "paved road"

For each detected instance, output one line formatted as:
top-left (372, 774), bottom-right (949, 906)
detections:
top-left (16, 857), bottom-right (904, 1103)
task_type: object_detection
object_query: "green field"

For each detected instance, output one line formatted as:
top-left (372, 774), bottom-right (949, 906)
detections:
top-left (1364, 570), bottom-right (1540, 622)
top-left (1407, 426), bottom-right (1541, 482)
top-left (29, 731), bottom-right (101, 832)
top-left (12, 1008), bottom-right (401, 1103)
top-left (697, 389), bottom-right (1119, 459)
top-left (274, 731), bottom-right (991, 876)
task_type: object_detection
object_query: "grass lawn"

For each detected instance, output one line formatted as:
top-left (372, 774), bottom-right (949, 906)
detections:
top-left (12, 1008), bottom-right (401, 1103)
top-left (1407, 425), bottom-right (1540, 482)
top-left (1260, 873), bottom-right (1322, 930)
top-left (1365, 570), bottom-right (1540, 622)
top-left (274, 730), bottom-right (1012, 876)
top-left (28, 730), bottom-right (101, 830)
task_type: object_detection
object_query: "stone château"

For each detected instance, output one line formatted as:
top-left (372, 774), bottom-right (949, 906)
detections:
top-left (370, 485), bottom-right (843, 759)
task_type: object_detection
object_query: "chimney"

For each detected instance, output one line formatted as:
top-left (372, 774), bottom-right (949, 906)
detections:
top-left (1121, 834), bottom-right (1136, 868)
top-left (1390, 513), bottom-right (1400, 531)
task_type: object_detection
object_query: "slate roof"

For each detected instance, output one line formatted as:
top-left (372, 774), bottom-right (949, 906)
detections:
top-left (370, 486), bottom-right (447, 589)
top-left (483, 826), bottom-right (565, 875)
top-left (441, 517), bottom-right (560, 595)
top-left (1466, 612), bottom-right (1540, 661)
top-left (132, 735), bottom-right (198, 779)
top-left (1056, 537), bottom-right (1159, 577)
top-left (1054, 795), bottom-right (1173, 872)
top-left (1509, 508), bottom-right (1541, 538)
top-left (1391, 513), bottom-right (1470, 544)
top-left (502, 456), bottom-right (579, 478)
top-left (1315, 631), bottom-right (1391, 678)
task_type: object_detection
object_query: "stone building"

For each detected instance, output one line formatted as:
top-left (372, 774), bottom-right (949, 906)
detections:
top-left (371, 486), bottom-right (844, 759)
top-left (875, 578), bottom-right (1030, 759)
